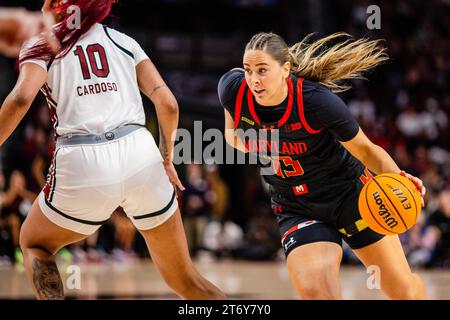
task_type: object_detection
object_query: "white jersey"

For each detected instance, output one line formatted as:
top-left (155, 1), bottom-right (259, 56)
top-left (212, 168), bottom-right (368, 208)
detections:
top-left (20, 23), bottom-right (149, 136)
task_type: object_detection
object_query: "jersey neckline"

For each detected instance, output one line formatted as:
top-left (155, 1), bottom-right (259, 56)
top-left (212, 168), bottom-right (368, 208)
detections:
top-left (247, 76), bottom-right (294, 128)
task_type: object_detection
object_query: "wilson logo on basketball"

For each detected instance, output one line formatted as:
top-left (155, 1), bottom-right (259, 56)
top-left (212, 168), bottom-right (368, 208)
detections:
top-left (358, 173), bottom-right (421, 235)
top-left (372, 190), bottom-right (399, 229)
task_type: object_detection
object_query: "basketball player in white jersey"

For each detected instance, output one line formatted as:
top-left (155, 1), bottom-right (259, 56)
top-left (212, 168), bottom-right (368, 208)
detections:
top-left (0, 0), bottom-right (225, 300)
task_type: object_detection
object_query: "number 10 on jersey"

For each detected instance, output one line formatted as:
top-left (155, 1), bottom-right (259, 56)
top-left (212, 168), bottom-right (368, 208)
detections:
top-left (74, 44), bottom-right (110, 80)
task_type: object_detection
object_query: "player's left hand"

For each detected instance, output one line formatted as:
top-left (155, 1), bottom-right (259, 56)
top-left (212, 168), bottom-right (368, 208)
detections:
top-left (400, 170), bottom-right (426, 207)
top-left (163, 159), bottom-right (185, 192)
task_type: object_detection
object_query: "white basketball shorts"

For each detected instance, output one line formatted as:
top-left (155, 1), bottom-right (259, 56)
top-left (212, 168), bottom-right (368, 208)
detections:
top-left (38, 127), bottom-right (178, 235)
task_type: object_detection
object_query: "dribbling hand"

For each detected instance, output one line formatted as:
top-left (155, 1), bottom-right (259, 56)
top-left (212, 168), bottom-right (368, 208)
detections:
top-left (400, 170), bottom-right (426, 207)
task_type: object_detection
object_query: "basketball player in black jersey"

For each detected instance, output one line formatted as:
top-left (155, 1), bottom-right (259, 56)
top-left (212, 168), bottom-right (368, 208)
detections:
top-left (218, 32), bottom-right (427, 299)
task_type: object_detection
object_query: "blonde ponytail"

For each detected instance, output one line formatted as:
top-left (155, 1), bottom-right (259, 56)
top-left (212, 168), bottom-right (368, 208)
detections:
top-left (245, 32), bottom-right (389, 92)
top-left (288, 32), bottom-right (388, 92)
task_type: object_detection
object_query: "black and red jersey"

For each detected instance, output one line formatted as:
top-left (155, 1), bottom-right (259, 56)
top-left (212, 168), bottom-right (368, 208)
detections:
top-left (218, 69), bottom-right (369, 206)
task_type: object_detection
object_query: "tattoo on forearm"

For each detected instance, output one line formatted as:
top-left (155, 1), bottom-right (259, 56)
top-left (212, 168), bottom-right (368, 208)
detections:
top-left (159, 126), bottom-right (169, 160)
top-left (149, 84), bottom-right (166, 97)
top-left (32, 258), bottom-right (64, 300)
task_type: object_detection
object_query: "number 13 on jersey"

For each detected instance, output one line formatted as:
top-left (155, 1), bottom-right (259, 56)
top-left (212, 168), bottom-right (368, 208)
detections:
top-left (266, 155), bottom-right (304, 178)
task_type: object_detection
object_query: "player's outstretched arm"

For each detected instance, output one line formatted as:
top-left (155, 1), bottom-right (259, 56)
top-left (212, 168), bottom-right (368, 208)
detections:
top-left (341, 127), bottom-right (426, 198)
top-left (136, 58), bottom-right (185, 191)
top-left (341, 127), bottom-right (400, 174)
top-left (0, 63), bottom-right (47, 146)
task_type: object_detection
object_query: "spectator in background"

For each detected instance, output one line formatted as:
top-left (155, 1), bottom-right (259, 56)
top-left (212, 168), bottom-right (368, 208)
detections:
top-left (412, 145), bottom-right (432, 177)
top-left (22, 103), bottom-right (54, 191)
top-left (182, 164), bottom-right (211, 257)
top-left (393, 144), bottom-right (414, 174)
top-left (69, 208), bottom-right (140, 264)
top-left (234, 205), bottom-right (280, 261)
top-left (421, 164), bottom-right (446, 203)
top-left (401, 217), bottom-right (426, 267)
top-left (70, 232), bottom-right (102, 263)
top-left (0, 170), bottom-right (15, 210)
top-left (423, 189), bottom-right (450, 268)
top-left (111, 208), bottom-right (138, 262)
top-left (204, 164), bottom-right (229, 222)
top-left (242, 168), bottom-right (271, 222)
top-left (420, 98), bottom-right (448, 147)
top-left (409, 189), bottom-right (450, 268)
top-left (396, 106), bottom-right (422, 152)
top-left (24, 126), bottom-right (52, 191)
top-left (202, 164), bottom-right (245, 259)
top-left (0, 170), bottom-right (37, 263)
top-left (0, 169), bottom-right (13, 265)
top-left (203, 219), bottom-right (244, 259)
top-left (348, 86), bottom-right (376, 128)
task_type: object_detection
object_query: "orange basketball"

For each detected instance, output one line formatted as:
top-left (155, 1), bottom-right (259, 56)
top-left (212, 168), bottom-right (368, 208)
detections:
top-left (358, 173), bottom-right (422, 235)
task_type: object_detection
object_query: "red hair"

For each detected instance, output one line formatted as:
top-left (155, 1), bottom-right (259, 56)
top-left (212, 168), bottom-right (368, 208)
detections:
top-left (19, 0), bottom-right (116, 65)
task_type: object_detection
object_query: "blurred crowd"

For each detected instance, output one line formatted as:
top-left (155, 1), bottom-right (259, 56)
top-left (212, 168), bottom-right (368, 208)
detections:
top-left (337, 0), bottom-right (450, 268)
top-left (0, 0), bottom-right (449, 268)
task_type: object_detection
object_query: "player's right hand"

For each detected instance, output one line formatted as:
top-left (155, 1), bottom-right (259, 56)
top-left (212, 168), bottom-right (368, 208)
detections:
top-left (400, 170), bottom-right (426, 207)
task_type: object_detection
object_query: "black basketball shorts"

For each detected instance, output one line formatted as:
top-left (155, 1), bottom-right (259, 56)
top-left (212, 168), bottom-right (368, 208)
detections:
top-left (272, 173), bottom-right (385, 257)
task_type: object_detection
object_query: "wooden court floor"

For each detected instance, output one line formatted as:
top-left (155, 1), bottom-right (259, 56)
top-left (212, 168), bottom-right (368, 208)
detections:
top-left (1, 259), bottom-right (450, 299)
